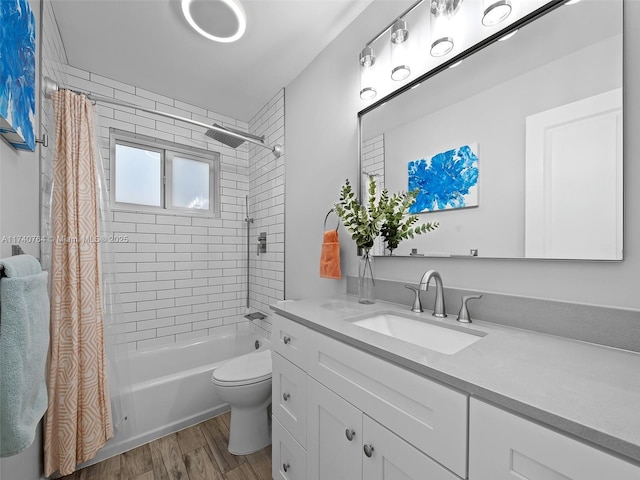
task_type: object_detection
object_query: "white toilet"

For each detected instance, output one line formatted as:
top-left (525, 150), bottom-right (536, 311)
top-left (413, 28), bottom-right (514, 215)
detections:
top-left (211, 348), bottom-right (272, 455)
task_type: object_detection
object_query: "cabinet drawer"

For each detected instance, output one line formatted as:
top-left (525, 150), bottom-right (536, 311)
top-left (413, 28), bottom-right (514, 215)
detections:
top-left (273, 314), bottom-right (309, 370)
top-left (273, 352), bottom-right (307, 448)
top-left (273, 416), bottom-right (307, 480)
top-left (307, 328), bottom-right (468, 478)
top-left (469, 398), bottom-right (640, 480)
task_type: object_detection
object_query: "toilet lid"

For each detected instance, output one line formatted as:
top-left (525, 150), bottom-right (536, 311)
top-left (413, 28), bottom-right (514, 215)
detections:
top-left (212, 349), bottom-right (272, 386)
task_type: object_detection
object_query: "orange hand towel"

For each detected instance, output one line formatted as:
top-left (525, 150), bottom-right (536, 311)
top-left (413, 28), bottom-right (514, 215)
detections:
top-left (320, 229), bottom-right (342, 279)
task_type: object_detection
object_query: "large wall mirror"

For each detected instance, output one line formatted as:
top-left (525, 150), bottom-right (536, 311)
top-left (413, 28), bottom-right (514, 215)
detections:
top-left (359, 0), bottom-right (623, 260)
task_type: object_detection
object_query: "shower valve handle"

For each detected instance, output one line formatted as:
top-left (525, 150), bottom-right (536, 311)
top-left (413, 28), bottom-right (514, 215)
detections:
top-left (283, 336), bottom-right (291, 344)
top-left (283, 392), bottom-right (290, 401)
top-left (283, 463), bottom-right (290, 472)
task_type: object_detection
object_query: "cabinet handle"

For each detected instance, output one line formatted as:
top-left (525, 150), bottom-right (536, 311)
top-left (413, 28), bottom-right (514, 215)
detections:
top-left (283, 392), bottom-right (290, 401)
top-left (283, 336), bottom-right (291, 344)
top-left (345, 429), bottom-right (355, 441)
top-left (283, 462), bottom-right (290, 472)
top-left (363, 444), bottom-right (374, 457)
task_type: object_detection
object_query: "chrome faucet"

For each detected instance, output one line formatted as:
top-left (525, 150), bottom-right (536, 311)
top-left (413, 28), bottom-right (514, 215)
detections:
top-left (419, 270), bottom-right (447, 318)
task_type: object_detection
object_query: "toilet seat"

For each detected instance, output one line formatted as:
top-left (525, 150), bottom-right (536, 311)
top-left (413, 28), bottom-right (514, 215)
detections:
top-left (212, 349), bottom-right (272, 387)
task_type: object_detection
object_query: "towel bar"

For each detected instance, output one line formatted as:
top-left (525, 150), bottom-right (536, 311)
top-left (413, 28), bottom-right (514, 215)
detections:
top-left (0, 245), bottom-right (33, 276)
top-left (324, 209), bottom-right (340, 231)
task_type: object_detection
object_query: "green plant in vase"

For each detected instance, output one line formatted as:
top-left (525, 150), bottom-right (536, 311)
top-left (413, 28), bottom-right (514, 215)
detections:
top-left (334, 178), bottom-right (385, 249)
top-left (334, 177), bottom-right (439, 302)
top-left (334, 178), bottom-right (384, 303)
top-left (379, 189), bottom-right (439, 255)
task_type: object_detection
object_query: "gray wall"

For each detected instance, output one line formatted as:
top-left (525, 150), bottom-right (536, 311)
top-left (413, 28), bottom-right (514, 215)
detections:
top-left (0, 0), bottom-right (44, 478)
top-left (0, 140), bottom-right (40, 258)
top-left (0, 136), bottom-right (44, 480)
top-left (285, 0), bottom-right (640, 311)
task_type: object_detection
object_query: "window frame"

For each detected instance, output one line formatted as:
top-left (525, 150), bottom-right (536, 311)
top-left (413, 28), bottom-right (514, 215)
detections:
top-left (109, 129), bottom-right (221, 218)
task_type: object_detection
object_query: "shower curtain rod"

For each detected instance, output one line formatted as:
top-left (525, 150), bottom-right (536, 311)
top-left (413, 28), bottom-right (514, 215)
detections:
top-left (42, 77), bottom-right (283, 157)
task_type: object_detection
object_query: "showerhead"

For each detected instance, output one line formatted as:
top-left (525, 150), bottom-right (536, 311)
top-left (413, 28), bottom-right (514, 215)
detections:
top-left (204, 123), bottom-right (264, 149)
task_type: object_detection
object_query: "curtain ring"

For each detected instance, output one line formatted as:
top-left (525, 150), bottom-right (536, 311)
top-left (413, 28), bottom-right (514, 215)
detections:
top-left (324, 209), bottom-right (339, 231)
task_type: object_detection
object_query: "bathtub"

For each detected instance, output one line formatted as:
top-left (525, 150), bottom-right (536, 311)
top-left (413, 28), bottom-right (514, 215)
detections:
top-left (85, 328), bottom-right (270, 466)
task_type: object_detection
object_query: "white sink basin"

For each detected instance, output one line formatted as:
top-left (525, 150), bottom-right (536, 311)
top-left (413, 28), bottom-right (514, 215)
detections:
top-left (349, 311), bottom-right (486, 355)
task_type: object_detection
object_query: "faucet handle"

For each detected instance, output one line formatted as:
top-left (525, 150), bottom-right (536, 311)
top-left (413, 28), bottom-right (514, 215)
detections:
top-left (404, 285), bottom-right (423, 313)
top-left (457, 295), bottom-right (483, 323)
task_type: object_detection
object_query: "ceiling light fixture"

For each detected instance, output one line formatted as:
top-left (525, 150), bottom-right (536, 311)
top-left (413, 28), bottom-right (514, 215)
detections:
top-left (482, 0), bottom-right (512, 27)
top-left (181, 0), bottom-right (247, 43)
top-left (359, 46), bottom-right (377, 100)
top-left (390, 19), bottom-right (411, 81)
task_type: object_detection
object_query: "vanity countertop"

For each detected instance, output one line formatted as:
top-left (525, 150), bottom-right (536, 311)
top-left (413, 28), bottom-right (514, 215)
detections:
top-left (271, 295), bottom-right (640, 464)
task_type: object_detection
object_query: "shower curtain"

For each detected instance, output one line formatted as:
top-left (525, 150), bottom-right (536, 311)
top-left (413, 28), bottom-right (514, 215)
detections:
top-left (44, 90), bottom-right (114, 476)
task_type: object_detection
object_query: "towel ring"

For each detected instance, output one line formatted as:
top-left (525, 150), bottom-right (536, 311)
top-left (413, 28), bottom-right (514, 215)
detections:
top-left (324, 209), bottom-right (340, 231)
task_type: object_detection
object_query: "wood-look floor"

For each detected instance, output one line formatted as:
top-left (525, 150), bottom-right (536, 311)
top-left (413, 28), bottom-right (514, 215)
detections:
top-left (60, 412), bottom-right (272, 480)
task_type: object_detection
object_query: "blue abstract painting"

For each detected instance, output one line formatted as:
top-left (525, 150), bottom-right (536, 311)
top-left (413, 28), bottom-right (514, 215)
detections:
top-left (408, 144), bottom-right (479, 213)
top-left (0, 0), bottom-right (36, 151)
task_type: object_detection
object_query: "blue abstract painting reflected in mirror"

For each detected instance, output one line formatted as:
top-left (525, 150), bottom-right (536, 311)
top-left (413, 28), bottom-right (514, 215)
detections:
top-left (0, 0), bottom-right (36, 151)
top-left (408, 143), bottom-right (479, 214)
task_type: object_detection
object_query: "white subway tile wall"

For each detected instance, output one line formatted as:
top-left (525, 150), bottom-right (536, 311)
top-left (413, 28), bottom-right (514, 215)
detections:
top-left (247, 90), bottom-right (285, 337)
top-left (42, 19), bottom-right (284, 348)
top-left (362, 134), bottom-right (385, 180)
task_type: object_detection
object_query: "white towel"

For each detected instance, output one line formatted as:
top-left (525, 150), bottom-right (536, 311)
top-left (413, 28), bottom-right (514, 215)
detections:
top-left (0, 255), bottom-right (50, 457)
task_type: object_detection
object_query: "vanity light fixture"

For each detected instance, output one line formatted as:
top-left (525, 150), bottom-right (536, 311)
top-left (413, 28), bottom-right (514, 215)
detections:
top-left (181, 0), bottom-right (247, 43)
top-left (449, 60), bottom-right (463, 68)
top-left (482, 0), bottom-right (512, 26)
top-left (430, 0), bottom-right (461, 57)
top-left (390, 19), bottom-right (411, 81)
top-left (431, 37), bottom-right (454, 57)
top-left (359, 46), bottom-right (377, 100)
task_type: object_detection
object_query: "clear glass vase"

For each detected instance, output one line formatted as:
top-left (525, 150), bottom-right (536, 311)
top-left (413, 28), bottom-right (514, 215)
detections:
top-left (358, 248), bottom-right (376, 304)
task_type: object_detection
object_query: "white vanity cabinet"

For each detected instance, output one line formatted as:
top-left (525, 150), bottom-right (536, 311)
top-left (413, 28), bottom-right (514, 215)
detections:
top-left (305, 325), bottom-right (468, 478)
top-left (272, 312), bottom-right (640, 480)
top-left (469, 398), bottom-right (640, 479)
top-left (272, 313), bottom-right (468, 480)
top-left (307, 376), bottom-right (460, 480)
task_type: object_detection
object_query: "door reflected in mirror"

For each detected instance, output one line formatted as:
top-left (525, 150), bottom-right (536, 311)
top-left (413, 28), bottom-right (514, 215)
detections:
top-left (360, 0), bottom-right (623, 260)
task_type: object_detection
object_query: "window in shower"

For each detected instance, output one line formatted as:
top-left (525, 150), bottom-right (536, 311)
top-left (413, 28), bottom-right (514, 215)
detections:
top-left (110, 129), bottom-right (220, 217)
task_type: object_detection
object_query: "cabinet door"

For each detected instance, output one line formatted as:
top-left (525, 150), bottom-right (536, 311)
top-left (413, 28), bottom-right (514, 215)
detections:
top-left (272, 352), bottom-right (307, 447)
top-left (469, 398), bottom-right (640, 480)
top-left (362, 416), bottom-right (461, 480)
top-left (307, 378), bottom-right (362, 480)
top-left (273, 416), bottom-right (307, 480)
